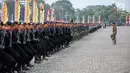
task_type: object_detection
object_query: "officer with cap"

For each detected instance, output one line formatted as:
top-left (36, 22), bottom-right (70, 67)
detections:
top-left (0, 21), bottom-right (16, 73)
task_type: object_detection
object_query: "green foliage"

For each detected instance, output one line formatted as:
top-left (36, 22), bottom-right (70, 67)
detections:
top-left (75, 3), bottom-right (127, 23)
top-left (51, 0), bottom-right (75, 21)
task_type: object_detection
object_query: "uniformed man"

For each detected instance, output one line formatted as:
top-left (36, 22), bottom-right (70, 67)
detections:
top-left (111, 23), bottom-right (117, 45)
top-left (0, 21), bottom-right (17, 73)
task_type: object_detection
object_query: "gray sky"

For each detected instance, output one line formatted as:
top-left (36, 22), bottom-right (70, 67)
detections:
top-left (45, 0), bottom-right (116, 9)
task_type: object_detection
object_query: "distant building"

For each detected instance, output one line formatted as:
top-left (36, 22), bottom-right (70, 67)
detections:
top-left (19, 0), bottom-right (26, 6)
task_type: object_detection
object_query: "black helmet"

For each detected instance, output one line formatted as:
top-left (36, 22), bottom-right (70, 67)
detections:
top-left (13, 21), bottom-right (18, 24)
top-left (0, 21), bottom-right (4, 26)
top-left (6, 21), bottom-right (12, 26)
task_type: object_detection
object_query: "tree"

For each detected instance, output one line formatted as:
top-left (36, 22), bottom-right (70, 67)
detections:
top-left (51, 0), bottom-right (75, 21)
top-left (79, 4), bottom-right (127, 23)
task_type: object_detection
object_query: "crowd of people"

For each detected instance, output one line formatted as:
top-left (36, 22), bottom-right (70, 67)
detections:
top-left (0, 21), bottom-right (101, 73)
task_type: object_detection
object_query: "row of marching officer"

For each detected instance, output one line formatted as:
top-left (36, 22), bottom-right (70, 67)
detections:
top-left (0, 21), bottom-right (90, 73)
top-left (0, 21), bottom-right (73, 73)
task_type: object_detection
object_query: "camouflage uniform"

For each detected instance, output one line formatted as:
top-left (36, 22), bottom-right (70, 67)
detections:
top-left (111, 24), bottom-right (117, 44)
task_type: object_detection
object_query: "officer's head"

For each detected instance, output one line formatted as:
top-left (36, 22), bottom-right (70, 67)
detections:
top-left (50, 22), bottom-right (53, 24)
top-left (112, 22), bottom-right (116, 26)
top-left (23, 23), bottom-right (26, 26)
top-left (0, 21), bottom-right (4, 29)
top-left (19, 22), bottom-right (21, 25)
top-left (0, 21), bottom-right (4, 26)
top-left (12, 21), bottom-right (18, 26)
top-left (13, 21), bottom-right (18, 24)
top-left (28, 23), bottom-right (31, 25)
top-left (6, 21), bottom-right (12, 26)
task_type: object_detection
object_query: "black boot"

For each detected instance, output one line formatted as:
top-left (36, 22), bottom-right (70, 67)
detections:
top-left (22, 65), bottom-right (30, 71)
top-left (27, 63), bottom-right (33, 67)
top-left (17, 70), bottom-right (26, 73)
top-left (42, 56), bottom-right (48, 60)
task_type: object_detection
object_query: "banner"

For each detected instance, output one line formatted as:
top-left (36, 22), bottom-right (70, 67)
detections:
top-left (98, 15), bottom-right (101, 24)
top-left (50, 8), bottom-right (55, 22)
top-left (40, 3), bottom-right (45, 23)
top-left (87, 15), bottom-right (90, 23)
top-left (15, 0), bottom-right (21, 22)
top-left (92, 16), bottom-right (95, 23)
top-left (27, 4), bottom-right (31, 23)
top-left (33, 0), bottom-right (36, 23)
top-left (33, 0), bottom-right (38, 23)
top-left (76, 16), bottom-right (79, 23)
top-left (46, 10), bottom-right (50, 21)
top-left (126, 15), bottom-right (129, 24)
top-left (129, 15), bottom-right (130, 25)
top-left (82, 16), bottom-right (85, 23)
top-left (1, 0), bottom-right (8, 24)
top-left (24, 0), bottom-right (31, 23)
top-left (35, 4), bottom-right (38, 23)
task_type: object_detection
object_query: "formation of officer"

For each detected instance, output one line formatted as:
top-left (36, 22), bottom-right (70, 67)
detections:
top-left (0, 21), bottom-right (101, 73)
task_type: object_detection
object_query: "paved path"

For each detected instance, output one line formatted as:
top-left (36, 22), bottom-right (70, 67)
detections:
top-left (27, 26), bottom-right (130, 73)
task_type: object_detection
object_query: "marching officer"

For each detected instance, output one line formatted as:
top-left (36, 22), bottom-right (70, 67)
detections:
top-left (0, 21), bottom-right (16, 73)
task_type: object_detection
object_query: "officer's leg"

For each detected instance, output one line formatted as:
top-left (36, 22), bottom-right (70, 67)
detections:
top-left (32, 43), bottom-right (42, 63)
top-left (27, 43), bottom-right (37, 55)
top-left (111, 33), bottom-right (114, 42)
top-left (12, 43), bottom-right (29, 71)
top-left (0, 51), bottom-right (16, 73)
top-left (20, 44), bottom-right (34, 67)
top-left (3, 46), bottom-right (25, 73)
top-left (113, 34), bottom-right (116, 44)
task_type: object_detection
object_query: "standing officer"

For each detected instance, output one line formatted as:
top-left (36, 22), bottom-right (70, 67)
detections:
top-left (111, 23), bottom-right (117, 45)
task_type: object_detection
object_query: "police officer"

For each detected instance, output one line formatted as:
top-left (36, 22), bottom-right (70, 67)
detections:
top-left (111, 23), bottom-right (117, 45)
top-left (0, 21), bottom-right (16, 73)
